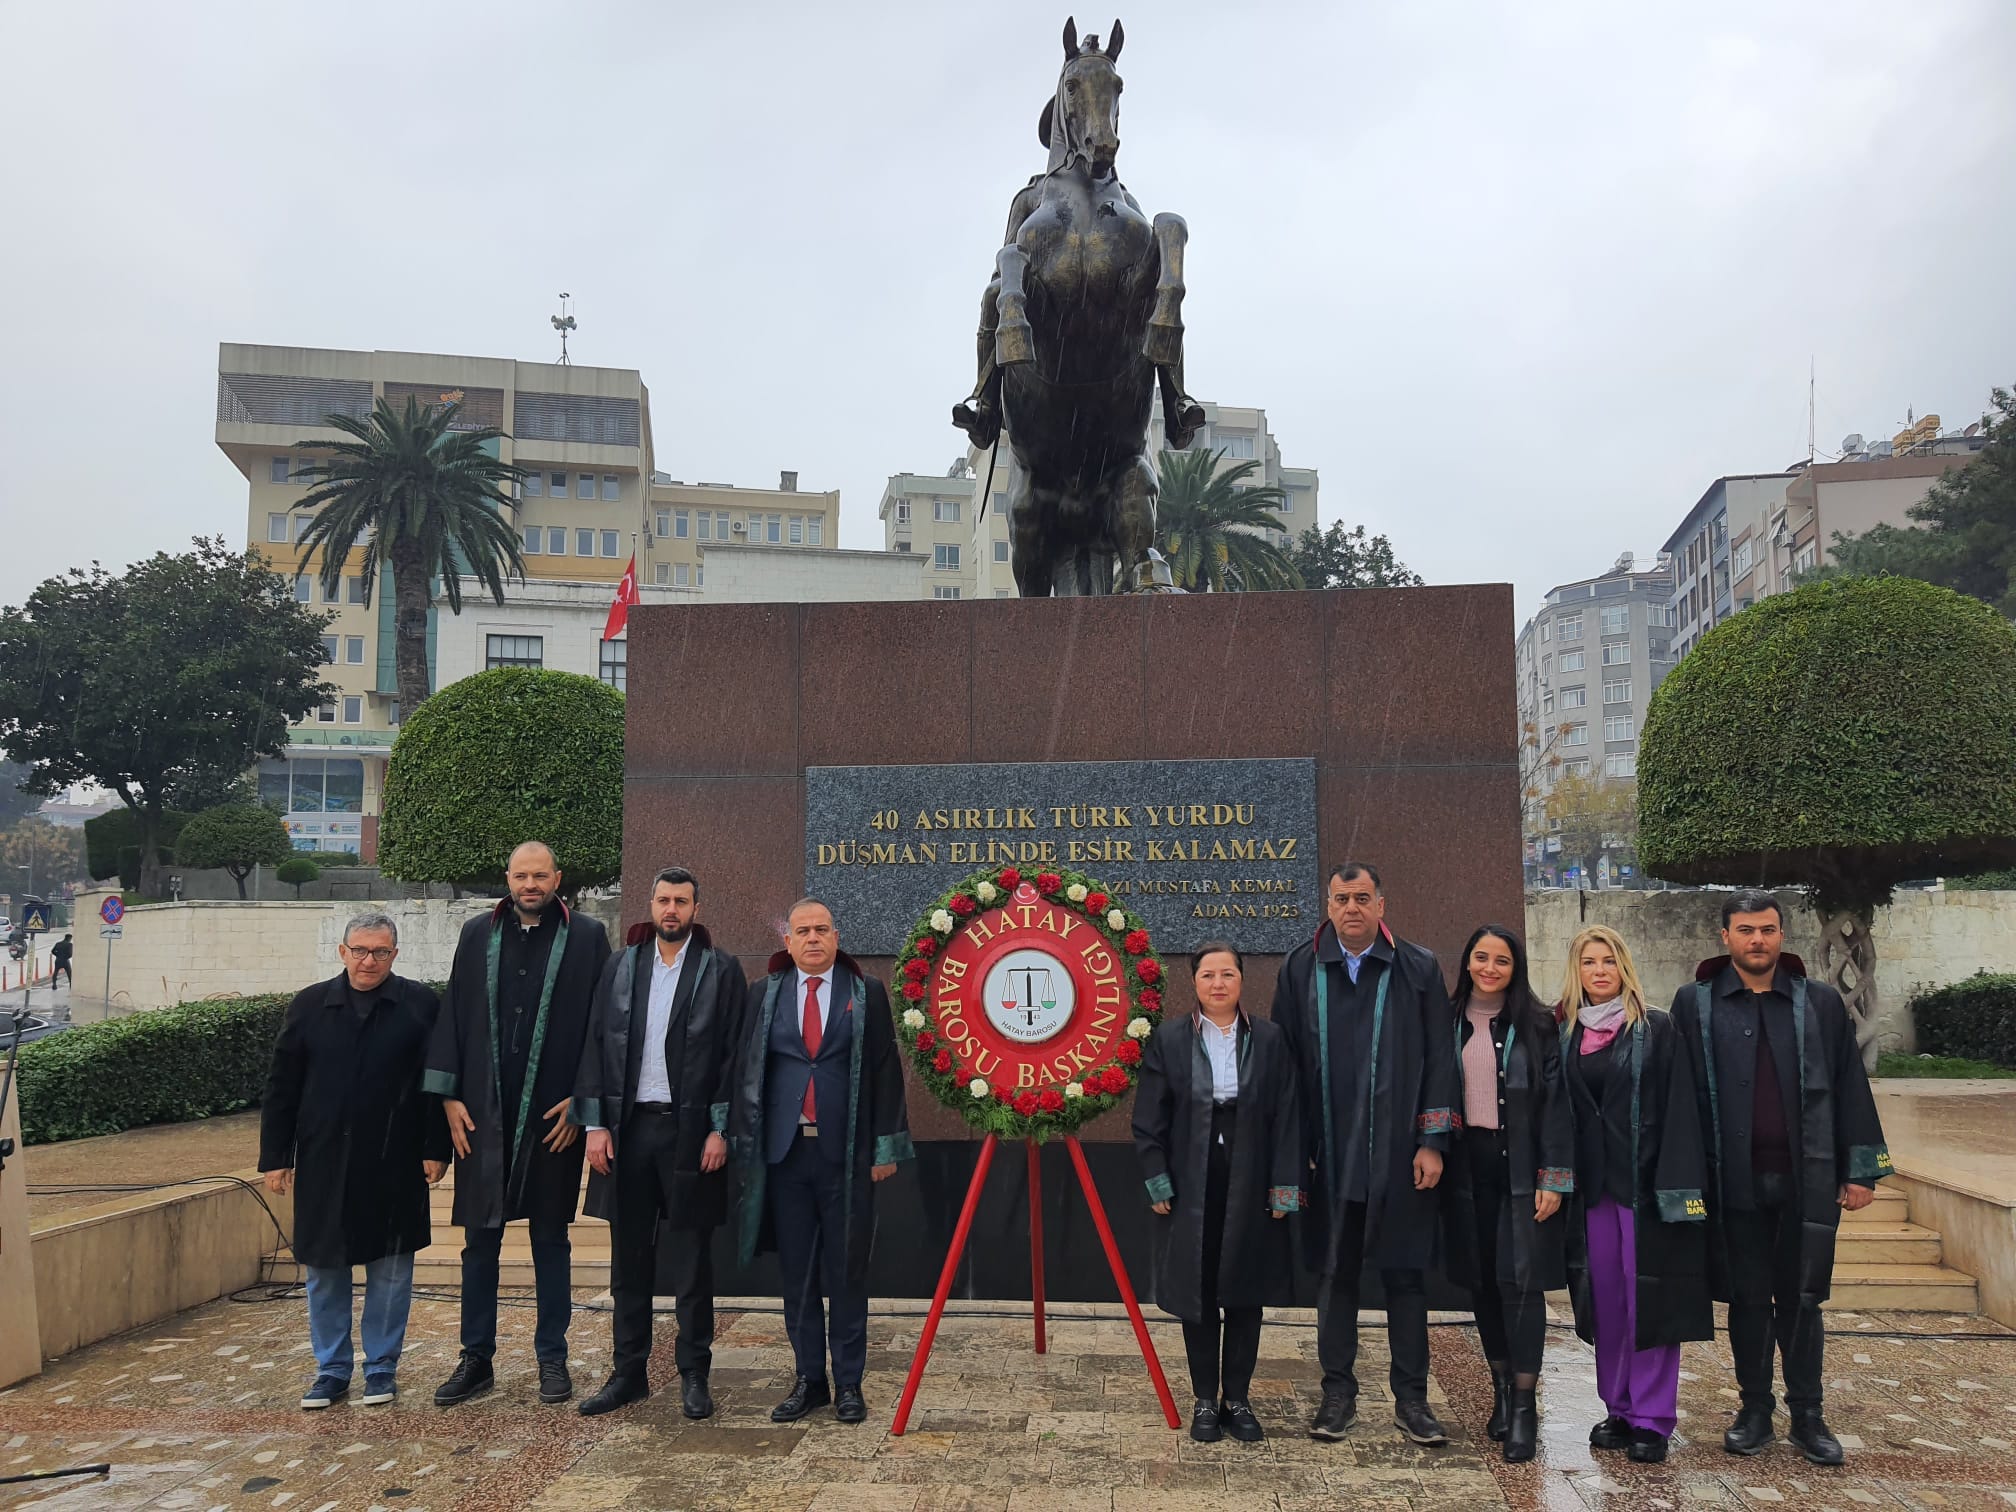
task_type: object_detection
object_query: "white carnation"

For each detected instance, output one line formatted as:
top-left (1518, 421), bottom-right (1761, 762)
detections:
top-left (1062, 1082), bottom-right (1084, 1099)
top-left (1126, 1016), bottom-right (1153, 1039)
top-left (931, 909), bottom-right (955, 935)
top-left (901, 1008), bottom-right (927, 1031)
top-left (1106, 909), bottom-right (1127, 931)
top-left (976, 881), bottom-right (997, 903)
top-left (1066, 883), bottom-right (1088, 903)
top-left (969, 1078), bottom-right (990, 1100)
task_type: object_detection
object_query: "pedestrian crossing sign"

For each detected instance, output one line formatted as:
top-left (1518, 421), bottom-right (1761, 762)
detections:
top-left (19, 899), bottom-right (51, 932)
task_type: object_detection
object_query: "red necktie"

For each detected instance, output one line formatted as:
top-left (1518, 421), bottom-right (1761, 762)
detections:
top-left (801, 976), bottom-right (824, 1122)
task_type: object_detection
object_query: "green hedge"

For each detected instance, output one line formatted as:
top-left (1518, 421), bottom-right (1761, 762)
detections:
top-left (13, 993), bottom-right (291, 1145)
top-left (1910, 973), bottom-right (2016, 1071)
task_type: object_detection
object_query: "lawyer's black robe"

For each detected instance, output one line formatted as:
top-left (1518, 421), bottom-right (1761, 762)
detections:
top-left (1133, 1013), bottom-right (1304, 1322)
top-left (424, 899), bottom-right (611, 1232)
top-left (1669, 960), bottom-right (1892, 1306)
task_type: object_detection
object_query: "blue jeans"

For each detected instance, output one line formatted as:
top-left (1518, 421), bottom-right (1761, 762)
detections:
top-left (304, 1252), bottom-right (416, 1382)
top-left (460, 1221), bottom-right (572, 1364)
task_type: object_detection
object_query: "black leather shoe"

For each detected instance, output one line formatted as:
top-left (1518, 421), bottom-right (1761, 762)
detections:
top-left (1485, 1362), bottom-right (1512, 1442)
top-left (1190, 1398), bottom-right (1222, 1443)
top-left (1589, 1415), bottom-right (1632, 1452)
top-left (772, 1377), bottom-right (832, 1423)
top-left (433, 1353), bottom-right (493, 1407)
top-left (538, 1359), bottom-right (573, 1405)
top-left (1502, 1385), bottom-right (1538, 1464)
top-left (1627, 1427), bottom-right (1669, 1463)
top-left (1789, 1409), bottom-right (1844, 1466)
top-left (1724, 1405), bottom-right (1776, 1456)
top-left (1395, 1399), bottom-right (1450, 1447)
top-left (681, 1372), bottom-right (714, 1420)
top-left (834, 1385), bottom-right (867, 1424)
top-left (1219, 1399), bottom-right (1264, 1443)
top-left (578, 1372), bottom-right (648, 1416)
top-left (1310, 1390), bottom-right (1357, 1441)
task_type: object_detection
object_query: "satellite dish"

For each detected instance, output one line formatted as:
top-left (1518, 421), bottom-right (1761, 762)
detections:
top-left (1840, 433), bottom-right (1863, 454)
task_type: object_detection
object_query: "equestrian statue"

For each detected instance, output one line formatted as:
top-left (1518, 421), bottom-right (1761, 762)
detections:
top-left (953, 18), bottom-right (1205, 597)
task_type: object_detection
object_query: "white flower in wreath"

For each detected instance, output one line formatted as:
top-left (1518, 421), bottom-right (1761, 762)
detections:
top-left (1062, 1082), bottom-right (1085, 1100)
top-left (969, 1078), bottom-right (990, 1100)
top-left (1126, 1016), bottom-right (1153, 1040)
top-left (976, 881), bottom-right (998, 903)
top-left (1066, 883), bottom-right (1088, 903)
top-left (931, 909), bottom-right (955, 935)
top-left (1106, 908), bottom-right (1127, 931)
top-left (901, 1008), bottom-right (927, 1031)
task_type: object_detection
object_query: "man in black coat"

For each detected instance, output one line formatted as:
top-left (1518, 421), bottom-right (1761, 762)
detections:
top-left (1670, 889), bottom-right (1890, 1468)
top-left (424, 841), bottom-right (612, 1408)
top-left (571, 866), bottom-right (747, 1419)
top-left (728, 898), bottom-right (912, 1425)
top-left (1274, 861), bottom-right (1459, 1447)
top-left (260, 911), bottom-right (450, 1410)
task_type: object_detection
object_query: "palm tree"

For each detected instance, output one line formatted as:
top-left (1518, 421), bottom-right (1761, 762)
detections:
top-left (1152, 448), bottom-right (1303, 592)
top-left (292, 397), bottom-right (527, 719)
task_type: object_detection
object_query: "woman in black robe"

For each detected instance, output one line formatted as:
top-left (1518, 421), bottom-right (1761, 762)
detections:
top-left (1134, 941), bottom-right (1303, 1445)
top-left (1439, 924), bottom-right (1572, 1463)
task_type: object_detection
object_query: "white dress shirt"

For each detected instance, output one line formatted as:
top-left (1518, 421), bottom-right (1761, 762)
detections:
top-left (1199, 1013), bottom-right (1241, 1103)
top-left (635, 938), bottom-right (690, 1105)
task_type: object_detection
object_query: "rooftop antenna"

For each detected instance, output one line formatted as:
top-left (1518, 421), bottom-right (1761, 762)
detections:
top-left (1807, 356), bottom-right (1815, 464)
top-left (551, 293), bottom-right (577, 366)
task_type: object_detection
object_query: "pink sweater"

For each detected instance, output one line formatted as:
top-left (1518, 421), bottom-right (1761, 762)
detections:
top-left (1461, 994), bottom-right (1504, 1130)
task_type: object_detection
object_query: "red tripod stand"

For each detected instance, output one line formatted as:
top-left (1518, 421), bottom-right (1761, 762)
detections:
top-left (890, 1133), bottom-right (1180, 1435)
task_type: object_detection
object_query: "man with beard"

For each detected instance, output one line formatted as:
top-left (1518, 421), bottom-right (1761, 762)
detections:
top-left (425, 841), bottom-right (611, 1408)
top-left (570, 867), bottom-right (747, 1418)
top-left (1670, 890), bottom-right (1889, 1467)
top-left (1274, 862), bottom-right (1459, 1447)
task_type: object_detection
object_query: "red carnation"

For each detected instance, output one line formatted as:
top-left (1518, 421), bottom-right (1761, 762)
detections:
top-left (998, 866), bottom-right (1021, 888)
top-left (948, 894), bottom-right (977, 917)
top-left (1085, 891), bottom-right (1109, 913)
top-left (1101, 1066), bottom-right (1131, 1094)
top-left (996, 1083), bottom-right (1014, 1103)
top-left (1117, 1038), bottom-right (1142, 1066)
top-left (1124, 929), bottom-right (1150, 956)
top-left (1080, 1080), bottom-right (1101, 1099)
top-left (1039, 1088), bottom-right (1064, 1113)
top-left (1139, 988), bottom-right (1162, 1013)
top-left (916, 1031), bottom-right (936, 1053)
top-left (1135, 958), bottom-right (1162, 984)
top-left (1014, 1091), bottom-right (1039, 1116)
top-left (1036, 872), bottom-right (1062, 894)
top-left (902, 979), bottom-right (925, 1001)
top-left (953, 1066), bottom-right (974, 1087)
top-left (933, 1049), bottom-right (954, 1074)
top-left (914, 935), bottom-right (938, 958)
top-left (904, 957), bottom-right (931, 981)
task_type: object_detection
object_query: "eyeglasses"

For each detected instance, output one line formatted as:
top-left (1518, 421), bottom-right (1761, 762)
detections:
top-left (345, 946), bottom-right (396, 962)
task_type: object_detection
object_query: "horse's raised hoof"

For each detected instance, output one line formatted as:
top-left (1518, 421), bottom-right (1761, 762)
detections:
top-left (1166, 401), bottom-right (1206, 451)
top-left (952, 400), bottom-right (1001, 450)
top-left (995, 320), bottom-right (1035, 367)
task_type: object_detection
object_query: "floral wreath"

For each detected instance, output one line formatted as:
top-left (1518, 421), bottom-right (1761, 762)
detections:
top-left (893, 865), bottom-right (1165, 1140)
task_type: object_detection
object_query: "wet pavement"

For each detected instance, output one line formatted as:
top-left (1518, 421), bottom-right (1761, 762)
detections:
top-left (3, 1289), bottom-right (2013, 1510)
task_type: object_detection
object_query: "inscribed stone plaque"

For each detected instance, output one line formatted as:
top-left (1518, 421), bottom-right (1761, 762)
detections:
top-left (805, 758), bottom-right (1319, 954)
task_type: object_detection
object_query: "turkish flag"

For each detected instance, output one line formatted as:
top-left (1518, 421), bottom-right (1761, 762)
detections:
top-left (603, 555), bottom-right (640, 640)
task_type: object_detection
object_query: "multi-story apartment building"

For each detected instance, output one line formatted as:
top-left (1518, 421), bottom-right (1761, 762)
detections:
top-left (1659, 473), bottom-right (1796, 660)
top-left (876, 471), bottom-right (977, 598)
top-left (1514, 555), bottom-right (1677, 886)
top-left (645, 471), bottom-right (840, 591)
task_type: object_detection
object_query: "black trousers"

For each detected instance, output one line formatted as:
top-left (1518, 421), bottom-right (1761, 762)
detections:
top-left (1724, 1170), bottom-right (1825, 1414)
top-left (1316, 1198), bottom-right (1430, 1402)
top-left (1464, 1127), bottom-right (1547, 1377)
top-left (609, 1106), bottom-right (716, 1382)
top-left (769, 1130), bottom-right (867, 1388)
top-left (1180, 1102), bottom-right (1264, 1404)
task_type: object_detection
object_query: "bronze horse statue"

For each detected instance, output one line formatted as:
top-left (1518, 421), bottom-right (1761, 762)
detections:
top-left (953, 18), bottom-right (1205, 597)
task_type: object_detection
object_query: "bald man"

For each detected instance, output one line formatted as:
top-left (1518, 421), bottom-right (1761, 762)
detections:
top-left (425, 841), bottom-right (611, 1408)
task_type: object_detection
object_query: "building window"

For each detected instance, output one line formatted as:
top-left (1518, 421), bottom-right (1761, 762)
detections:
top-left (576, 528), bottom-right (594, 558)
top-left (1542, 690), bottom-right (1554, 715)
top-left (1605, 753), bottom-right (1637, 779)
top-left (601, 530), bottom-right (619, 557)
top-left (1600, 605), bottom-right (1629, 635)
top-left (935, 544), bottom-right (960, 571)
top-left (317, 701), bottom-right (337, 724)
top-left (523, 526), bottom-right (542, 554)
top-left (670, 509), bottom-right (689, 538)
top-left (1212, 432), bottom-right (1256, 459)
top-left (766, 514), bottom-right (781, 544)
top-left (342, 695), bottom-right (363, 724)
top-left (1794, 541), bottom-right (1817, 573)
top-left (1540, 621), bottom-right (1550, 643)
top-left (934, 585), bottom-right (962, 599)
top-left (1558, 649), bottom-right (1584, 672)
top-left (1733, 540), bottom-right (1754, 577)
top-left (547, 526), bottom-right (567, 555)
top-left (576, 472), bottom-right (594, 499)
top-left (1558, 614), bottom-right (1583, 640)
top-left (294, 575), bottom-right (312, 603)
top-left (994, 539), bottom-right (1010, 563)
top-left (267, 513), bottom-right (289, 542)
top-left (345, 635), bottom-right (365, 664)
top-left (715, 512), bottom-right (729, 539)
top-left (808, 516), bottom-right (823, 545)
top-left (485, 634), bottom-right (543, 669)
top-left (320, 634), bottom-right (338, 664)
top-left (1562, 759), bottom-right (1591, 778)
top-left (598, 638), bottom-right (627, 691)
top-left (322, 577), bottom-right (341, 604)
top-left (347, 577), bottom-right (366, 604)
top-left (652, 562), bottom-right (670, 585)
top-left (291, 515), bottom-right (311, 543)
top-left (1598, 642), bottom-right (1629, 666)
top-left (1560, 686), bottom-right (1586, 709)
top-left (270, 456), bottom-right (292, 483)
top-left (1603, 680), bottom-right (1632, 703)
top-left (895, 502), bottom-right (911, 523)
top-left (523, 472), bottom-right (544, 497)
top-left (934, 499), bottom-right (961, 523)
top-left (601, 474), bottom-right (620, 501)
top-left (674, 563), bottom-right (691, 586)
top-left (1561, 723), bottom-right (1589, 747)
top-left (549, 471), bottom-right (567, 497)
top-left (654, 509), bottom-right (671, 537)
top-left (789, 516), bottom-right (803, 544)
top-left (1603, 715), bottom-right (1635, 743)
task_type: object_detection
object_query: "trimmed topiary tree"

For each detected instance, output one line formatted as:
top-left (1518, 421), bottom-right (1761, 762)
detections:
top-left (378, 667), bottom-right (623, 893)
top-left (275, 856), bottom-right (321, 898)
top-left (175, 801), bottom-right (294, 899)
top-left (1638, 576), bottom-right (2016, 1064)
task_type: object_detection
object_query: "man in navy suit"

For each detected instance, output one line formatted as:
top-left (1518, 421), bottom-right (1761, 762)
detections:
top-left (728, 898), bottom-right (912, 1424)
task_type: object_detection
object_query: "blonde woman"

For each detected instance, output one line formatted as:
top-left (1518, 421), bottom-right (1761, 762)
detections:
top-left (1558, 926), bottom-right (1711, 1465)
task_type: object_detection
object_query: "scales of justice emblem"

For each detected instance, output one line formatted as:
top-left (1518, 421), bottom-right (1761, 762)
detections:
top-left (984, 948), bottom-right (1076, 1045)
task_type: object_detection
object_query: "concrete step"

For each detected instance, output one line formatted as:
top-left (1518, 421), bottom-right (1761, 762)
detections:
top-left (1840, 1182), bottom-right (1910, 1225)
top-left (1833, 1222), bottom-right (1945, 1267)
top-left (411, 1244), bottom-right (613, 1290)
top-left (1825, 1262), bottom-right (1979, 1314)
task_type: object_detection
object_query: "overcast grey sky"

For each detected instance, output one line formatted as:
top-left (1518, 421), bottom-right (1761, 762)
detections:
top-left (2, 2), bottom-right (2011, 622)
